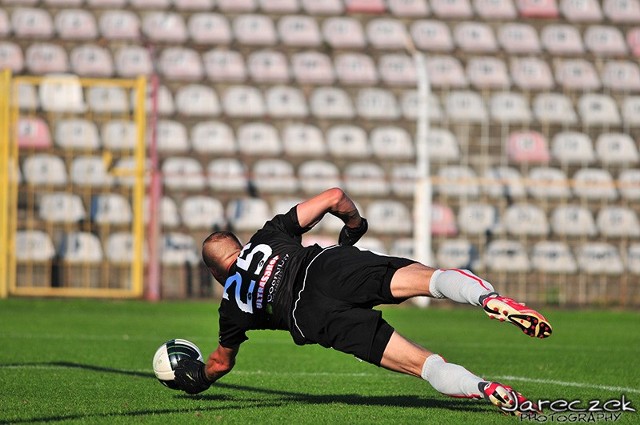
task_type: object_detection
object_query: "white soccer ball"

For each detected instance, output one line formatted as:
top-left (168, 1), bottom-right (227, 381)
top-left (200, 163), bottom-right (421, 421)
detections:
top-left (152, 339), bottom-right (204, 390)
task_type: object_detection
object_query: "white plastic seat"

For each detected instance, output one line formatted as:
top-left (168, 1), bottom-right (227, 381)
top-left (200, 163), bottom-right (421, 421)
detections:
top-left (597, 206), bottom-right (640, 237)
top-left (282, 124), bottom-right (326, 157)
top-left (578, 94), bottom-right (620, 126)
top-left (458, 203), bottom-right (498, 234)
top-left (162, 157), bottom-right (205, 191)
top-left (39, 193), bottom-right (86, 223)
top-left (390, 164), bottom-right (417, 197)
top-left (426, 56), bottom-right (468, 88)
top-left (437, 240), bottom-right (477, 269)
top-left (356, 88), bottom-right (401, 120)
top-left (0, 42), bottom-right (24, 73)
top-left (252, 159), bottom-right (298, 194)
top-left (159, 47), bottom-right (203, 81)
top-left (573, 168), bottom-right (617, 200)
top-left (498, 23), bottom-right (541, 54)
top-left (378, 54), bottom-right (416, 86)
top-left (531, 241), bottom-right (577, 273)
top-left (437, 165), bottom-right (480, 197)
top-left (114, 46), bottom-right (152, 78)
top-left (601, 61), bottom-right (640, 92)
top-left (619, 169), bottom-right (640, 200)
top-left (454, 22), bottom-right (498, 53)
top-left (55, 119), bottom-right (100, 150)
top-left (222, 85), bottom-right (266, 117)
top-left (207, 159), bottom-right (247, 192)
top-left (130, 0), bottom-right (171, 9)
top-left (431, 0), bottom-right (473, 18)
top-left (389, 0), bottom-right (430, 16)
top-left (188, 13), bottom-right (232, 45)
top-left (410, 20), bottom-right (454, 52)
top-left (99, 10), bottom-right (140, 40)
top-left (484, 240), bottom-right (530, 272)
top-left (533, 93), bottom-right (578, 124)
top-left (260, 0), bottom-right (299, 12)
top-left (226, 198), bottom-right (272, 232)
top-left (343, 162), bottom-right (389, 196)
top-left (322, 17), bottom-right (366, 49)
top-left (233, 14), bottom-right (276, 46)
top-left (175, 84), bottom-right (220, 117)
top-left (101, 120), bottom-right (136, 151)
top-left (541, 24), bottom-right (584, 54)
top-left (401, 91), bottom-right (443, 122)
top-left (17, 117), bottom-right (51, 149)
top-left (265, 86), bottom-right (308, 118)
top-left (161, 233), bottom-right (199, 266)
top-left (366, 200), bottom-right (412, 234)
top-left (247, 50), bottom-right (289, 83)
top-left (180, 196), bottom-right (226, 230)
top-left (445, 91), bottom-right (488, 123)
top-left (596, 133), bottom-right (640, 165)
top-left (301, 0), bottom-right (344, 14)
top-left (388, 238), bottom-right (418, 262)
top-left (584, 25), bottom-right (627, 56)
top-left (15, 230), bottom-right (55, 262)
top-left (366, 18), bottom-right (408, 50)
top-left (551, 131), bottom-right (594, 164)
top-left (621, 97), bottom-right (640, 125)
top-left (218, 0), bottom-right (257, 12)
top-left (474, 0), bottom-right (516, 17)
top-left (113, 157), bottom-right (151, 187)
top-left (12, 8), bottom-right (53, 39)
top-left (23, 154), bottom-right (67, 186)
top-left (527, 167), bottom-right (571, 199)
top-left (510, 57), bottom-right (554, 91)
top-left (490, 92), bottom-right (531, 123)
top-left (191, 121), bottom-right (236, 154)
top-left (482, 166), bottom-right (526, 198)
top-left (25, 43), bottom-right (69, 74)
top-left (604, 0), bottom-right (640, 22)
top-left (60, 232), bottom-right (103, 263)
top-left (555, 60), bottom-right (601, 91)
top-left (627, 243), bottom-right (640, 274)
top-left (432, 203), bottom-right (458, 236)
top-left (467, 57), bottom-right (510, 90)
top-left (203, 49), bottom-right (246, 83)
top-left (504, 203), bottom-right (549, 236)
top-left (106, 232), bottom-right (146, 264)
top-left (551, 205), bottom-right (597, 236)
top-left (142, 12), bottom-right (187, 43)
top-left (326, 125), bottom-right (370, 158)
top-left (237, 123), bottom-right (281, 156)
top-left (156, 120), bottom-right (189, 153)
top-left (55, 9), bottom-right (98, 40)
top-left (576, 243), bottom-right (624, 274)
top-left (560, 0), bottom-right (602, 21)
top-left (272, 198), bottom-right (303, 215)
top-left (310, 87), bottom-right (355, 119)
top-left (91, 193), bottom-right (132, 225)
top-left (70, 45), bottom-right (114, 78)
top-left (298, 160), bottom-right (341, 194)
top-left (334, 53), bottom-right (378, 85)
top-left (426, 128), bottom-right (461, 162)
top-left (291, 51), bottom-right (335, 85)
top-left (70, 156), bottom-right (113, 187)
top-left (174, 0), bottom-right (215, 10)
top-left (278, 15), bottom-right (321, 47)
top-left (370, 126), bottom-right (414, 160)
top-left (87, 86), bottom-right (128, 113)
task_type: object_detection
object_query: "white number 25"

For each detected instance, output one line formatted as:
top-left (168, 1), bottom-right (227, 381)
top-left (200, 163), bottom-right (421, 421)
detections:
top-left (223, 243), bottom-right (272, 314)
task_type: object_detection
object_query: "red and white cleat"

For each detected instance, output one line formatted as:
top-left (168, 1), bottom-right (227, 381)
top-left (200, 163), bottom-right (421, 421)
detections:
top-left (482, 294), bottom-right (553, 338)
top-left (479, 381), bottom-right (541, 416)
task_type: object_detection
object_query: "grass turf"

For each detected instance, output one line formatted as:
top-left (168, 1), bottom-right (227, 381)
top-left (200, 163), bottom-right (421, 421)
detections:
top-left (0, 298), bottom-right (638, 424)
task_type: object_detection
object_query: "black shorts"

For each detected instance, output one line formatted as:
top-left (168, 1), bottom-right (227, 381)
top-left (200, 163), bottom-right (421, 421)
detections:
top-left (290, 245), bottom-right (416, 366)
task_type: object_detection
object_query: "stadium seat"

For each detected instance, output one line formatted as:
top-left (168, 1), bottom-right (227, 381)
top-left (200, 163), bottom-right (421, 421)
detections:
top-left (55, 9), bottom-right (98, 40)
top-left (218, 0), bottom-right (257, 11)
top-left (510, 57), bottom-right (554, 91)
top-left (114, 46), bottom-right (152, 78)
top-left (575, 243), bottom-right (624, 274)
top-left (458, 203), bottom-right (499, 235)
top-left (265, 86), bottom-right (308, 118)
top-left (142, 12), bottom-right (187, 43)
top-left (180, 196), bottom-right (226, 230)
top-left (542, 24), bottom-right (584, 54)
top-left (431, 0), bottom-right (473, 17)
top-left (70, 45), bottom-right (114, 78)
top-left (401, 91), bottom-right (443, 122)
top-left (551, 205), bottom-right (597, 236)
top-left (101, 120), bottom-right (137, 151)
top-left (162, 157), bottom-right (205, 191)
top-left (175, 84), bottom-right (220, 117)
top-left (619, 169), bottom-right (640, 200)
top-left (560, 0), bottom-right (603, 21)
top-left (370, 126), bottom-right (414, 160)
top-left (130, 0), bottom-right (171, 9)
top-left (188, 13), bottom-right (232, 45)
top-left (627, 243), bottom-right (640, 274)
top-left (474, 0), bottom-right (517, 18)
top-left (17, 117), bottom-right (51, 149)
top-left (437, 239), bottom-right (477, 269)
top-left (533, 93), bottom-right (578, 125)
top-left (531, 241), bottom-right (577, 273)
top-left (272, 197), bottom-right (303, 215)
top-left (597, 206), bottom-right (640, 237)
top-left (454, 22), bottom-right (498, 53)
top-left (507, 131), bottom-right (550, 164)
top-left (436, 165), bottom-right (480, 197)
top-left (504, 203), bottom-right (549, 236)
top-left (555, 59), bottom-right (600, 91)
top-left (445, 91), bottom-right (487, 122)
top-left (222, 85), bottom-right (266, 117)
top-left (282, 123), bottom-right (326, 157)
top-left (87, 86), bottom-right (129, 114)
top-left (298, 160), bottom-right (342, 194)
top-left (366, 18), bottom-right (408, 50)
top-left (233, 14), bottom-right (276, 46)
top-left (426, 128), bottom-right (461, 162)
top-left (345, 0), bottom-right (386, 13)
top-left (99, 10), bottom-right (140, 40)
top-left (390, 164), bottom-right (417, 197)
top-left (484, 240), bottom-right (530, 272)
top-left (366, 200), bottom-right (412, 234)
top-left (207, 158), bottom-right (247, 192)
top-left (247, 50), bottom-right (289, 83)
top-left (252, 159), bottom-right (298, 194)
top-left (39, 192), bottom-right (86, 223)
top-left (490, 92), bottom-right (532, 123)
top-left (343, 162), bottom-right (389, 196)
top-left (356, 88), bottom-right (401, 120)
top-left (226, 198), bottom-right (272, 232)
top-left (278, 15), bottom-right (321, 47)
top-left (70, 156), bottom-right (113, 187)
top-left (159, 47), bottom-right (203, 81)
top-left (301, 0), bottom-right (343, 14)
top-left (334, 53), bottom-right (378, 85)
top-left (378, 54), bottom-right (416, 86)
top-left (60, 232), bottom-right (103, 263)
top-left (191, 121), bottom-right (236, 154)
top-left (54, 119), bottom-right (100, 150)
top-left (14, 82), bottom-right (38, 110)
top-left (410, 20), bottom-right (454, 52)
top-left (388, 238), bottom-right (418, 261)
top-left (482, 166), bottom-right (527, 199)
top-left (628, 27), bottom-right (640, 56)
top-left (527, 167), bottom-right (571, 199)
top-left (15, 230), bottom-right (55, 262)
top-left (291, 51), bottom-right (335, 85)
top-left (551, 131), bottom-right (595, 165)
top-left (309, 87), bottom-right (355, 119)
top-left (174, 0), bottom-right (214, 10)
top-left (25, 43), bottom-right (69, 74)
top-left (601, 61), bottom-right (640, 92)
top-left (322, 17), bottom-right (366, 49)
top-left (621, 96), bottom-right (640, 125)
top-left (11, 8), bottom-right (53, 39)
top-left (498, 23), bottom-right (541, 54)
top-left (516, 0), bottom-right (559, 18)
top-left (237, 122), bottom-right (282, 156)
top-left (578, 94), bottom-right (620, 126)
top-left (0, 10), bottom-right (8, 38)
top-left (596, 133), bottom-right (640, 165)
top-left (326, 125), bottom-right (370, 158)
top-left (259, 0), bottom-right (298, 12)
top-left (22, 153), bottom-right (67, 186)
top-left (91, 193), bottom-right (132, 225)
top-left (202, 49), bottom-right (245, 82)
top-left (467, 57), bottom-right (510, 90)
top-left (156, 120), bottom-right (189, 153)
top-left (431, 203), bottom-right (458, 236)
top-left (113, 157), bottom-right (151, 187)
top-left (584, 25), bottom-right (627, 56)
top-left (161, 233), bottom-right (199, 266)
top-left (426, 56), bottom-right (468, 88)
top-left (604, 0), bottom-right (640, 23)
top-left (355, 237), bottom-right (388, 254)
top-left (0, 42), bottom-right (24, 73)
top-left (105, 232), bottom-right (146, 264)
top-left (572, 168), bottom-right (618, 200)
top-left (389, 0), bottom-right (430, 16)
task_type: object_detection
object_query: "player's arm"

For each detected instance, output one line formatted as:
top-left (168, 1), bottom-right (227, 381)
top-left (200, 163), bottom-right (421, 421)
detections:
top-left (203, 344), bottom-right (238, 383)
top-left (173, 344), bottom-right (238, 394)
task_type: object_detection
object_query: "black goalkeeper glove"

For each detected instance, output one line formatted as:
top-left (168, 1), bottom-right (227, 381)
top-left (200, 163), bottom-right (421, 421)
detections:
top-left (338, 217), bottom-right (368, 246)
top-left (173, 358), bottom-right (211, 395)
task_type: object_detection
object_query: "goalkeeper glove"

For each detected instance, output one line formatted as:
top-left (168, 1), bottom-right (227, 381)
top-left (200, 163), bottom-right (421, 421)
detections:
top-left (338, 217), bottom-right (368, 246)
top-left (174, 358), bottom-right (211, 395)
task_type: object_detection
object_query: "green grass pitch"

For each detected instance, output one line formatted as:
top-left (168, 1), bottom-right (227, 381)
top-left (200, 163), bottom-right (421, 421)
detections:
top-left (0, 298), bottom-right (638, 424)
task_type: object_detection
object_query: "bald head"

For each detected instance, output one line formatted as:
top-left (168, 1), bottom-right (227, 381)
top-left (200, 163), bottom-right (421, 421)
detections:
top-left (202, 231), bottom-right (242, 284)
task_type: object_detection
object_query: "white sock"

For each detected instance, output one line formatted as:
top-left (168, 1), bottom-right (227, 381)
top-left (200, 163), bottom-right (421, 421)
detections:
top-left (421, 354), bottom-right (484, 399)
top-left (428, 269), bottom-right (495, 306)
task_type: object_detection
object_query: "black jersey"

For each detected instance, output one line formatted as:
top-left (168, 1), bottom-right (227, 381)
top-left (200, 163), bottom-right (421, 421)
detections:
top-left (218, 207), bottom-right (323, 348)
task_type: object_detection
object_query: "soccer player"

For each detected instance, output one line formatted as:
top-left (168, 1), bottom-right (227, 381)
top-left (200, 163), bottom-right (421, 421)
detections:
top-left (173, 188), bottom-right (551, 415)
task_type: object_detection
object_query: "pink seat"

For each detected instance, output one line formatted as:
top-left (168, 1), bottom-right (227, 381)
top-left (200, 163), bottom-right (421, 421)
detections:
top-left (188, 14), bottom-right (232, 45)
top-left (560, 0), bottom-right (602, 21)
top-left (159, 47), bottom-right (203, 81)
top-left (467, 57), bottom-right (510, 89)
top-left (604, 0), bottom-right (640, 23)
top-left (247, 50), bottom-right (290, 83)
top-left (431, 0), bottom-right (473, 18)
top-left (507, 131), bottom-right (550, 164)
top-left (25, 43), bottom-right (69, 74)
top-left (70, 44), bottom-right (114, 77)
top-left (278, 15), bottom-right (321, 47)
top-left (366, 18), bottom-right (408, 49)
top-left (322, 17), bottom-right (366, 49)
top-left (55, 9), bottom-right (98, 40)
top-left (498, 23), bottom-right (541, 54)
top-left (300, 0), bottom-right (343, 14)
top-left (335, 53), bottom-right (378, 85)
top-left (627, 27), bottom-right (640, 56)
top-left (555, 59), bottom-right (600, 91)
top-left (388, 0), bottom-right (430, 16)
top-left (12, 8), bottom-right (53, 39)
top-left (99, 10), bottom-right (140, 40)
top-left (114, 46), bottom-right (152, 78)
top-left (584, 25), bottom-right (627, 56)
top-left (426, 56), bottom-right (468, 88)
top-left (0, 42), bottom-right (24, 73)
top-left (541, 24), bottom-right (584, 54)
top-left (601, 61), bottom-right (640, 92)
top-left (454, 22), bottom-right (498, 53)
top-left (346, 0), bottom-right (386, 13)
top-left (432, 203), bottom-right (458, 236)
top-left (291, 51), bottom-right (335, 85)
top-left (510, 57), bottom-right (554, 90)
top-left (474, 0), bottom-right (517, 19)
top-left (142, 12), bottom-right (188, 43)
top-left (203, 49), bottom-right (246, 82)
top-left (516, 0), bottom-right (559, 17)
top-left (17, 117), bottom-right (52, 149)
top-left (233, 14), bottom-right (276, 46)
top-left (378, 54), bottom-right (416, 86)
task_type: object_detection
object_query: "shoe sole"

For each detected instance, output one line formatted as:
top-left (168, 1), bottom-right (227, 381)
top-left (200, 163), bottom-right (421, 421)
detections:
top-left (483, 298), bottom-right (553, 338)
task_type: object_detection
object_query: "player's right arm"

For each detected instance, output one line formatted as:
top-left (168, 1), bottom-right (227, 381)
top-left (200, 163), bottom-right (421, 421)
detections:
top-left (204, 344), bottom-right (238, 383)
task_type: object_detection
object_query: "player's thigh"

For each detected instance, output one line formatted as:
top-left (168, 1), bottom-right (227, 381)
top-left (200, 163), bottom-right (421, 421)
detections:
top-left (389, 262), bottom-right (437, 299)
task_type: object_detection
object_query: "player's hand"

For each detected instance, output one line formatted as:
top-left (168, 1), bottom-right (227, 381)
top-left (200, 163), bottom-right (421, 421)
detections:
top-left (173, 358), bottom-right (211, 395)
top-left (338, 217), bottom-right (368, 246)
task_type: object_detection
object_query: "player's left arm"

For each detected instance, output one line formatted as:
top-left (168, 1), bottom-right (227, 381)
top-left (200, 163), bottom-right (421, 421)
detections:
top-left (173, 344), bottom-right (239, 394)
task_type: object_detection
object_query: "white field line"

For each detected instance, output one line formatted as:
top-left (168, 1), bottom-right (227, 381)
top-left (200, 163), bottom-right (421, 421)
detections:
top-left (494, 375), bottom-right (640, 395)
